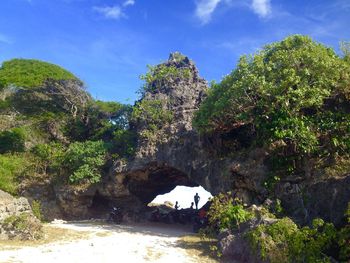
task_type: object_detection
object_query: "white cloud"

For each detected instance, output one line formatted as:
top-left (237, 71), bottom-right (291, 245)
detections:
top-left (195, 0), bottom-right (222, 24)
top-left (0, 33), bottom-right (12, 44)
top-left (93, 1), bottom-right (135, 20)
top-left (251, 0), bottom-right (271, 17)
top-left (93, 6), bottom-right (124, 20)
top-left (123, 0), bottom-right (135, 7)
top-left (194, 0), bottom-right (272, 24)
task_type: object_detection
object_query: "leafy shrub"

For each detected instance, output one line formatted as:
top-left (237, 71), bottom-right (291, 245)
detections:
top-left (207, 193), bottom-right (252, 231)
top-left (0, 154), bottom-right (31, 194)
top-left (0, 59), bottom-right (78, 89)
top-left (247, 217), bottom-right (338, 263)
top-left (62, 140), bottom-right (107, 184)
top-left (132, 99), bottom-right (173, 140)
top-left (0, 127), bottom-right (26, 153)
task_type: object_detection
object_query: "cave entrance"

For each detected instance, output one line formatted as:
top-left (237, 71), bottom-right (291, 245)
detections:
top-left (128, 165), bottom-right (204, 206)
top-left (124, 165), bottom-right (214, 224)
top-left (89, 190), bottom-right (111, 218)
top-left (150, 185), bottom-right (212, 210)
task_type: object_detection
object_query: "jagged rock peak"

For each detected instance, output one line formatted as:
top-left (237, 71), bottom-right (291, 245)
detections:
top-left (141, 52), bottom-right (208, 124)
top-left (168, 52), bottom-right (191, 64)
top-left (142, 52), bottom-right (207, 98)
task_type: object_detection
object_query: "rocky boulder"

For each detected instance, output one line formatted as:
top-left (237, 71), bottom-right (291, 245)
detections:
top-left (0, 190), bottom-right (42, 240)
top-left (277, 173), bottom-right (350, 226)
top-left (218, 206), bottom-right (277, 263)
top-left (0, 190), bottom-right (32, 221)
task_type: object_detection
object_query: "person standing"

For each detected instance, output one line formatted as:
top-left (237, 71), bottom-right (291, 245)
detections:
top-left (174, 201), bottom-right (180, 210)
top-left (194, 193), bottom-right (200, 210)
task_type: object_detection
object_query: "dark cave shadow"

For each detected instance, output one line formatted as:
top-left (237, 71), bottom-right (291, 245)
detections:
top-left (59, 220), bottom-right (194, 238)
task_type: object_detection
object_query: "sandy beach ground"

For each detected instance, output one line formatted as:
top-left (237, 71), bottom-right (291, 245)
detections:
top-left (0, 221), bottom-right (218, 263)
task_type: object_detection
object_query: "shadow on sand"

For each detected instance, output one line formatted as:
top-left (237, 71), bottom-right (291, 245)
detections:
top-left (57, 220), bottom-right (193, 238)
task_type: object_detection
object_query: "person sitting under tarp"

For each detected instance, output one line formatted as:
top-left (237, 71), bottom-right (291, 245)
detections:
top-left (190, 202), bottom-right (194, 209)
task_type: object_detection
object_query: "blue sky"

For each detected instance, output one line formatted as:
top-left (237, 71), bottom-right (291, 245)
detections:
top-left (0, 0), bottom-right (349, 103)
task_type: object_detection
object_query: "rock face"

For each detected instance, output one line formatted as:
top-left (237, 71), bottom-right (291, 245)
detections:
top-left (51, 53), bottom-right (235, 219)
top-left (94, 54), bottom-right (275, 217)
top-left (98, 53), bottom-right (235, 211)
top-left (219, 227), bottom-right (265, 263)
top-left (0, 190), bottom-right (32, 222)
top-left (0, 190), bottom-right (41, 240)
top-left (277, 174), bottom-right (350, 226)
top-left (217, 205), bottom-right (279, 263)
top-left (98, 52), bottom-right (350, 225)
top-left (28, 53), bottom-right (349, 227)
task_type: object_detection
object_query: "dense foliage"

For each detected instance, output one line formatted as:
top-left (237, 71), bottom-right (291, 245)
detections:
top-left (248, 213), bottom-right (350, 263)
top-left (95, 100), bottom-right (125, 116)
top-left (194, 35), bottom-right (350, 178)
top-left (204, 193), bottom-right (350, 262)
top-left (207, 193), bottom-right (252, 231)
top-left (247, 217), bottom-right (337, 263)
top-left (31, 140), bottom-right (108, 184)
top-left (0, 154), bottom-right (32, 195)
top-left (132, 99), bottom-right (173, 140)
top-left (0, 127), bottom-right (26, 153)
top-left (0, 59), bottom-right (78, 89)
top-left (62, 140), bottom-right (107, 184)
top-left (0, 59), bottom-right (136, 194)
top-left (69, 101), bottom-right (137, 158)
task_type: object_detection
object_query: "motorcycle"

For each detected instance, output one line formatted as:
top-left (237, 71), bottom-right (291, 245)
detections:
top-left (150, 208), bottom-right (171, 223)
top-left (107, 207), bottom-right (123, 224)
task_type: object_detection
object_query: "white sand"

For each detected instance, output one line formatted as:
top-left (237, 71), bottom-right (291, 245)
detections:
top-left (0, 221), bottom-right (216, 263)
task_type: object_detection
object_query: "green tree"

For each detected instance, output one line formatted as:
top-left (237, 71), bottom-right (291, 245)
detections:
top-left (61, 140), bottom-right (107, 184)
top-left (194, 35), bottom-right (350, 176)
top-left (132, 99), bottom-right (173, 140)
top-left (95, 100), bottom-right (125, 116)
top-left (0, 59), bottom-right (78, 89)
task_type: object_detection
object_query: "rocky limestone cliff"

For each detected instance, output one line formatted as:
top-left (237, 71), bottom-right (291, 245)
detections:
top-left (99, 52), bottom-right (349, 225)
top-left (88, 53), bottom-right (271, 217)
top-left (25, 53), bottom-right (349, 226)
